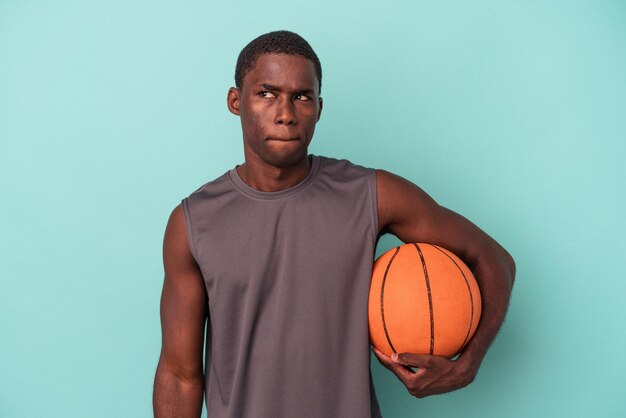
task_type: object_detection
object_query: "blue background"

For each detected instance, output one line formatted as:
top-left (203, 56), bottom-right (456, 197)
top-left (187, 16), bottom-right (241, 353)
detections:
top-left (1, 1), bottom-right (624, 417)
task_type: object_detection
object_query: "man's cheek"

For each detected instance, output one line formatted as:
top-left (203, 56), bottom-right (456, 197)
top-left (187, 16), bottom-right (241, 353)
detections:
top-left (242, 115), bottom-right (264, 139)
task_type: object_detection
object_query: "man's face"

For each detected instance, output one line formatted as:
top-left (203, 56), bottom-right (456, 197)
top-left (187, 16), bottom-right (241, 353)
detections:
top-left (228, 53), bottom-right (323, 169)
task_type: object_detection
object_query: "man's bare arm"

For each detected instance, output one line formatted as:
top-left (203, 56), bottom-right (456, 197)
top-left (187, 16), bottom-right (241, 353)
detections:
top-left (153, 204), bottom-right (207, 417)
top-left (373, 169), bottom-right (516, 398)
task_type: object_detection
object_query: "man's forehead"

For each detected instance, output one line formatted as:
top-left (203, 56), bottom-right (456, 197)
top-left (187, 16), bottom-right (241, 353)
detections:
top-left (244, 53), bottom-right (319, 92)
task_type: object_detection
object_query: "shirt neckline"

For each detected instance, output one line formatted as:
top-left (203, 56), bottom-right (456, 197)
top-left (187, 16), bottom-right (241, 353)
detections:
top-left (228, 154), bottom-right (321, 200)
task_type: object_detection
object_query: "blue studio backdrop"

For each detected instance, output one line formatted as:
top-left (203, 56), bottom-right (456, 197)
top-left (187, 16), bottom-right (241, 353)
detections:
top-left (1, 1), bottom-right (625, 417)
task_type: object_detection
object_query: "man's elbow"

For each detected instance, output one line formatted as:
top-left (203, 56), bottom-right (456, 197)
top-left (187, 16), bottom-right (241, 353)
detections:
top-left (155, 360), bottom-right (205, 388)
top-left (501, 247), bottom-right (516, 290)
top-left (479, 241), bottom-right (516, 291)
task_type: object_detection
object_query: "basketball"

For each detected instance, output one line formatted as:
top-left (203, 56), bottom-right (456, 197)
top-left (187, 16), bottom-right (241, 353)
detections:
top-left (368, 243), bottom-right (481, 358)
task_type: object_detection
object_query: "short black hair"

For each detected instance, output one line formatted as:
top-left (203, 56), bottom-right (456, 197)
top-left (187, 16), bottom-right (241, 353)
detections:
top-left (235, 30), bottom-right (322, 94)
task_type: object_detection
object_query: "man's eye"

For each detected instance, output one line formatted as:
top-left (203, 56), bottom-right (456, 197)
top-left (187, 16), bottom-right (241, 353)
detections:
top-left (295, 94), bottom-right (310, 101)
top-left (259, 91), bottom-right (275, 98)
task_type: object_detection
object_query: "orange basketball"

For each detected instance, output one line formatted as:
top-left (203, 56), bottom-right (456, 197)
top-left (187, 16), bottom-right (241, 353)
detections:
top-left (368, 243), bottom-right (481, 358)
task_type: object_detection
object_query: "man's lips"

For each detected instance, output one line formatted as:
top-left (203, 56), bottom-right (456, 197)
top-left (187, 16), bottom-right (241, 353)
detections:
top-left (267, 137), bottom-right (300, 141)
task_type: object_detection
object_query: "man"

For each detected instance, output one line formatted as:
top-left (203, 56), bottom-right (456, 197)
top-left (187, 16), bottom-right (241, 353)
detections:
top-left (153, 30), bottom-right (515, 417)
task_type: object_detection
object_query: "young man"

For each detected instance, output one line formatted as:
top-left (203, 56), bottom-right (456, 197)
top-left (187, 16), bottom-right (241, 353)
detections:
top-left (153, 30), bottom-right (515, 417)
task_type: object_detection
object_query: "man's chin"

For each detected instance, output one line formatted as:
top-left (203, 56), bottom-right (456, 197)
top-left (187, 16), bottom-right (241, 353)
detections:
top-left (261, 148), bottom-right (309, 169)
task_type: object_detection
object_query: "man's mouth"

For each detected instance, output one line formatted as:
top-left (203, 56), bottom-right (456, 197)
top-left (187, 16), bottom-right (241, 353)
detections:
top-left (267, 137), bottom-right (299, 142)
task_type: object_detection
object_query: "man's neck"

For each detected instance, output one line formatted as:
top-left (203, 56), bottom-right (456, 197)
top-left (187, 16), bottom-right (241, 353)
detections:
top-left (236, 155), bottom-right (312, 192)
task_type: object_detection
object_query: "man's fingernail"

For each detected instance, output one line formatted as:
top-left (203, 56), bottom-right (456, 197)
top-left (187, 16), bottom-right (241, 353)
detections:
top-left (391, 353), bottom-right (398, 361)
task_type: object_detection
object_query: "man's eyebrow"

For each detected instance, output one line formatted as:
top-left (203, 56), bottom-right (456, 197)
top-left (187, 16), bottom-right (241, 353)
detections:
top-left (260, 83), bottom-right (281, 92)
top-left (259, 84), bottom-right (315, 96)
top-left (295, 88), bottom-right (314, 96)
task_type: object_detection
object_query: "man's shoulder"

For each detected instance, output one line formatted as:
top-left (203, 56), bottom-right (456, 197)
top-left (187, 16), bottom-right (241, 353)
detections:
top-left (184, 170), bottom-right (232, 201)
top-left (317, 154), bottom-right (376, 177)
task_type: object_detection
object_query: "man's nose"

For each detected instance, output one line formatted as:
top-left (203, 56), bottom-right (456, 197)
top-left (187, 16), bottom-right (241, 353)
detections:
top-left (274, 98), bottom-right (297, 125)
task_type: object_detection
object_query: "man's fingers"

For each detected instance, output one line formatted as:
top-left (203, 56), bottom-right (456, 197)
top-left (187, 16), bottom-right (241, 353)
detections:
top-left (372, 347), bottom-right (417, 379)
top-left (372, 348), bottom-right (471, 399)
top-left (392, 353), bottom-right (434, 367)
top-left (371, 347), bottom-right (393, 366)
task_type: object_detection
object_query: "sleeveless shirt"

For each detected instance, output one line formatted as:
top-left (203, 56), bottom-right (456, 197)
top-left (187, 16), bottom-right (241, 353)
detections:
top-left (181, 154), bottom-right (383, 417)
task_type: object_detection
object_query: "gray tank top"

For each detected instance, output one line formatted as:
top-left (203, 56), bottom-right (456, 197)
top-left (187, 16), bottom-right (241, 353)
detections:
top-left (181, 154), bottom-right (383, 417)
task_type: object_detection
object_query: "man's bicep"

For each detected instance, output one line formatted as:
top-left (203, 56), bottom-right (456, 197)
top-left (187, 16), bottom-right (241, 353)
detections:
top-left (377, 169), bottom-right (493, 264)
top-left (158, 204), bottom-right (208, 381)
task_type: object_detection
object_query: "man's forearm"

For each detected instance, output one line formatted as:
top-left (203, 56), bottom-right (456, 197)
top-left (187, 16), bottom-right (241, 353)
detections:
top-left (153, 366), bottom-right (204, 418)
top-left (458, 244), bottom-right (516, 373)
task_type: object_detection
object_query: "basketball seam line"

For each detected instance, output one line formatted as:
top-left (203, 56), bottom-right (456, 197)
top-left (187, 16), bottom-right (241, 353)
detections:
top-left (413, 243), bottom-right (435, 355)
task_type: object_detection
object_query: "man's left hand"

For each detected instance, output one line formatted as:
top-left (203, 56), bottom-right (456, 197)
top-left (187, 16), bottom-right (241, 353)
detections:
top-left (372, 347), bottom-right (478, 398)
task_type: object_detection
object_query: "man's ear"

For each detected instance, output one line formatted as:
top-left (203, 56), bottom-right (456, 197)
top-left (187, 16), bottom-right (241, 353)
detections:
top-left (317, 97), bottom-right (323, 122)
top-left (227, 87), bottom-right (241, 116)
